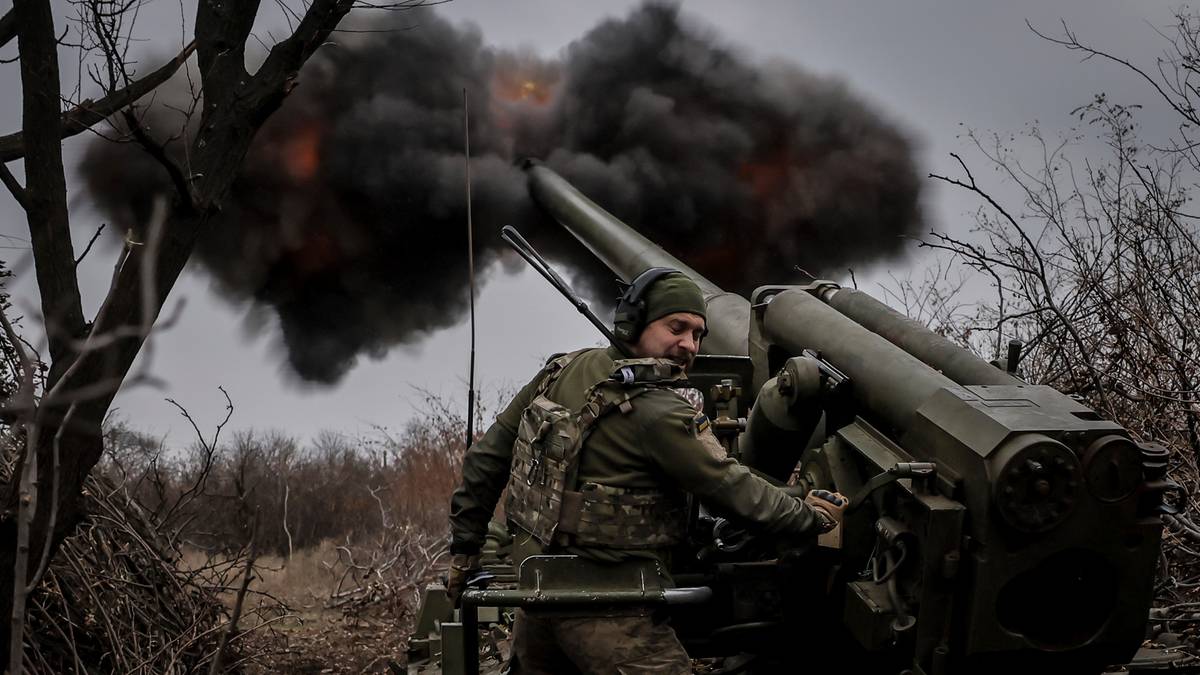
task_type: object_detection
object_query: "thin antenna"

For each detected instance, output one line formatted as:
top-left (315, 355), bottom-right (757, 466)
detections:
top-left (464, 89), bottom-right (477, 449)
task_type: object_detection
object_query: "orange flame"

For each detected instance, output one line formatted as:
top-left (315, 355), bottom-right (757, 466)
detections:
top-left (495, 75), bottom-right (554, 105)
top-left (737, 147), bottom-right (794, 202)
top-left (490, 53), bottom-right (561, 113)
top-left (281, 121), bottom-right (324, 182)
top-left (291, 229), bottom-right (341, 276)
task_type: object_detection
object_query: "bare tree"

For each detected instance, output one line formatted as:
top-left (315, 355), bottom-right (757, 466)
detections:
top-left (925, 91), bottom-right (1199, 460)
top-left (0, 0), bottom-right (435, 665)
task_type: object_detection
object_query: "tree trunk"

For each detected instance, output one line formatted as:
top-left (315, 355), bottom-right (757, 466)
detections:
top-left (0, 0), bottom-right (358, 663)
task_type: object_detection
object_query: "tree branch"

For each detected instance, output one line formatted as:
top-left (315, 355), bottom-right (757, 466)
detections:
top-left (0, 161), bottom-right (28, 210)
top-left (0, 40), bottom-right (196, 163)
top-left (0, 8), bottom-right (16, 51)
top-left (1028, 18), bottom-right (1199, 125)
top-left (194, 1), bottom-right (260, 105)
top-left (256, 0), bottom-right (354, 88)
top-left (1, 300), bottom-right (36, 675)
top-left (206, 510), bottom-right (257, 675)
top-left (930, 153), bottom-right (1115, 414)
top-left (15, 0), bottom-right (86, 375)
top-left (74, 222), bottom-right (105, 267)
top-left (122, 110), bottom-right (195, 213)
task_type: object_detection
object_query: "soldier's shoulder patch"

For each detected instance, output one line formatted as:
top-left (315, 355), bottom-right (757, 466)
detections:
top-left (690, 412), bottom-right (711, 437)
top-left (673, 386), bottom-right (706, 412)
top-left (696, 421), bottom-right (728, 461)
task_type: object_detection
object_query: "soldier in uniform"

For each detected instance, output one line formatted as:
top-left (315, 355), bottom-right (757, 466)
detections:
top-left (447, 268), bottom-right (846, 674)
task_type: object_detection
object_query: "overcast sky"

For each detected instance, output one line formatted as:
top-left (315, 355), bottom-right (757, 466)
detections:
top-left (0, 0), bottom-right (1182, 446)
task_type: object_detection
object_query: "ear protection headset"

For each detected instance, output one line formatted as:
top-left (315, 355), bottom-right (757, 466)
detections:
top-left (612, 267), bottom-right (682, 342)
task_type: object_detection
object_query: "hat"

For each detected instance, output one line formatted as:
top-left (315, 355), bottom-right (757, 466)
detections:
top-left (643, 272), bottom-right (707, 324)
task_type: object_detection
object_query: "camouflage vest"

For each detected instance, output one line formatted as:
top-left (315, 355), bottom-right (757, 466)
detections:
top-left (505, 351), bottom-right (691, 550)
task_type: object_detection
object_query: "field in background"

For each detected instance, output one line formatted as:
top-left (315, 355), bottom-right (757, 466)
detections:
top-left (15, 391), bottom-right (491, 673)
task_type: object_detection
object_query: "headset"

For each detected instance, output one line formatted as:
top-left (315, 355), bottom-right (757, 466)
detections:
top-left (613, 266), bottom-right (690, 343)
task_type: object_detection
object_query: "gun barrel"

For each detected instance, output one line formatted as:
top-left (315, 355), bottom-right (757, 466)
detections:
top-left (525, 162), bottom-right (750, 356)
top-left (761, 290), bottom-right (966, 432)
top-left (819, 286), bottom-right (1020, 386)
top-left (525, 162), bottom-right (967, 430)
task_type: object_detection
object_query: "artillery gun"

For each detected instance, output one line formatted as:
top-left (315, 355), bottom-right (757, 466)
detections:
top-left (408, 162), bottom-right (1170, 674)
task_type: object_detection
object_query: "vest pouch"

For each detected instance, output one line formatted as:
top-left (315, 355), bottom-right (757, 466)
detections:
top-left (507, 395), bottom-right (585, 545)
top-left (557, 482), bottom-right (689, 549)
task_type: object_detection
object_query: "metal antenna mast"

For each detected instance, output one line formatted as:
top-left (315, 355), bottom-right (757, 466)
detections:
top-left (464, 89), bottom-right (477, 449)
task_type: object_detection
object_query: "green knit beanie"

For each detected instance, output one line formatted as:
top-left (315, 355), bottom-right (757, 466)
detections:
top-left (643, 272), bottom-right (707, 324)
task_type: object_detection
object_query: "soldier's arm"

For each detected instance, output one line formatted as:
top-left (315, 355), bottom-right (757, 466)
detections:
top-left (447, 371), bottom-right (543, 555)
top-left (641, 396), bottom-right (822, 536)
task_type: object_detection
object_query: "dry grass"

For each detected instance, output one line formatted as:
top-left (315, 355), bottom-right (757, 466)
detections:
top-left (179, 541), bottom-right (342, 607)
top-left (177, 534), bottom-right (447, 674)
top-left (254, 541), bottom-right (343, 604)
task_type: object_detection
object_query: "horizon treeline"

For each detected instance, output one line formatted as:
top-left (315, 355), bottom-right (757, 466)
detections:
top-left (98, 396), bottom-right (480, 556)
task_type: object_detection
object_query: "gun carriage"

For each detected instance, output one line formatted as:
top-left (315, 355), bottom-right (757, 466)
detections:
top-left (409, 162), bottom-right (1169, 675)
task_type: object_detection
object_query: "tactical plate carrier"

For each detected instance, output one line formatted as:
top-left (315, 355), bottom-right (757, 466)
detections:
top-left (505, 351), bottom-right (690, 549)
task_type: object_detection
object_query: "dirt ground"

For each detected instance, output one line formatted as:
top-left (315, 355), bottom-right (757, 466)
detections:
top-left (243, 601), bottom-right (411, 674)
top-left (187, 543), bottom-right (425, 674)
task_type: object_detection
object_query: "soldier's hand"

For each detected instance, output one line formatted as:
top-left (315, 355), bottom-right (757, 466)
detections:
top-left (804, 489), bottom-right (848, 533)
top-left (446, 553), bottom-right (480, 605)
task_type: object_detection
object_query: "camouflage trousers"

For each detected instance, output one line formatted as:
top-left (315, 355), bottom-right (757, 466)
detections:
top-left (511, 608), bottom-right (691, 675)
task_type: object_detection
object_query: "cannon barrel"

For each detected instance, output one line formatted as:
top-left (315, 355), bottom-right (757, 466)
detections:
top-left (525, 162), bottom-right (977, 430)
top-left (817, 285), bottom-right (1020, 386)
top-left (761, 289), bottom-right (967, 433)
top-left (525, 162), bottom-right (750, 356)
top-left (525, 162), bottom-right (1016, 389)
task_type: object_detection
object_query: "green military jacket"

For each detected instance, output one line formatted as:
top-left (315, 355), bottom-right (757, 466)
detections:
top-left (449, 346), bottom-right (821, 564)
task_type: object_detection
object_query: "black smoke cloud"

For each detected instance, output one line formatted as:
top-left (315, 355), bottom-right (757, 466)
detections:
top-left (81, 3), bottom-right (924, 383)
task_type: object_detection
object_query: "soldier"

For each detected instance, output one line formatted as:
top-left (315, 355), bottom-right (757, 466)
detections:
top-left (447, 268), bottom-right (846, 674)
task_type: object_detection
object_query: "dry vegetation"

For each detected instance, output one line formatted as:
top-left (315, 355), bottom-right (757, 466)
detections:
top-left (0, 0), bottom-right (441, 668)
top-left (0, 361), bottom-right (477, 672)
top-left (3, 8), bottom-right (1200, 674)
top-left (102, 394), bottom-right (477, 673)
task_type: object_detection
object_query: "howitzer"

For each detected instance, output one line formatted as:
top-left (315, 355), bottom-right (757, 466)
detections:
top-left (409, 163), bottom-right (1170, 674)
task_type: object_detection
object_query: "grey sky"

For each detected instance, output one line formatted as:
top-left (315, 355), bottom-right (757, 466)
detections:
top-left (0, 0), bottom-right (1182, 445)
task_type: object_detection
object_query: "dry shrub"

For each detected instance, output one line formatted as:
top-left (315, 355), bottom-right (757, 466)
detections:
top-left (100, 388), bottom-right (489, 561)
top-left (4, 440), bottom-right (269, 674)
top-left (98, 388), bottom-right (499, 625)
top-left (317, 391), bottom-right (498, 619)
top-left (0, 377), bottom-right (485, 672)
